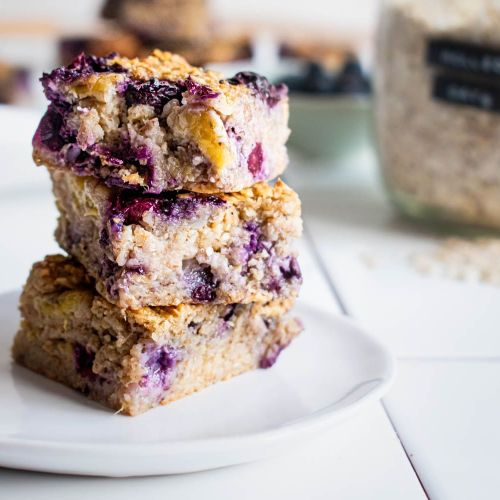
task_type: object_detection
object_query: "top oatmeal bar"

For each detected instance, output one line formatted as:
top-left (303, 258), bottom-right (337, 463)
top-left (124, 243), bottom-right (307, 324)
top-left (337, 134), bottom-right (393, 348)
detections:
top-left (33, 50), bottom-right (289, 194)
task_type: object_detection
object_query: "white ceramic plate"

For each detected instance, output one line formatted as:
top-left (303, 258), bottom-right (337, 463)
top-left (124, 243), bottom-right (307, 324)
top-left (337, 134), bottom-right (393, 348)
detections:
top-left (0, 291), bottom-right (394, 477)
top-left (0, 106), bottom-right (394, 477)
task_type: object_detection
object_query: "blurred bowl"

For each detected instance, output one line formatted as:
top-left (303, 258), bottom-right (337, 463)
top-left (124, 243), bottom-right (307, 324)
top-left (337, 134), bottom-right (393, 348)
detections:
top-left (288, 93), bottom-right (374, 162)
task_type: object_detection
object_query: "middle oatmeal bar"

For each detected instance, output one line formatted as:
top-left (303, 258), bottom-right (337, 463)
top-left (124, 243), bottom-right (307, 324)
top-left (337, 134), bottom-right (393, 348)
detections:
top-left (52, 170), bottom-right (302, 309)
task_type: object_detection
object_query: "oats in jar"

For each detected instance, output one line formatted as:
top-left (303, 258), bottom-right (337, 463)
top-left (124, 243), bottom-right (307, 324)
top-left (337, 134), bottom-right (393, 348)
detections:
top-left (376, 0), bottom-right (500, 229)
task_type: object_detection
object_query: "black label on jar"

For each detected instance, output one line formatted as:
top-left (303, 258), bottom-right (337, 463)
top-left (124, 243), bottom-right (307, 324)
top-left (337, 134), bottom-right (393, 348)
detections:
top-left (433, 75), bottom-right (500, 113)
top-left (427, 39), bottom-right (500, 78)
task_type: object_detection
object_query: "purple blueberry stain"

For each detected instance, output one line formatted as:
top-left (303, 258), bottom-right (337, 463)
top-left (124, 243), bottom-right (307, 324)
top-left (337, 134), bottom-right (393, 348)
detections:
top-left (227, 71), bottom-right (288, 108)
top-left (32, 106), bottom-right (66, 152)
top-left (167, 195), bottom-right (222, 221)
top-left (266, 277), bottom-right (281, 293)
top-left (99, 228), bottom-right (110, 247)
top-left (280, 256), bottom-right (302, 281)
top-left (125, 258), bottom-right (147, 274)
top-left (183, 260), bottom-right (218, 302)
top-left (247, 143), bottom-right (265, 180)
top-left (108, 190), bottom-right (225, 232)
top-left (184, 76), bottom-right (219, 100)
top-left (100, 257), bottom-right (119, 278)
top-left (35, 114), bottom-right (159, 189)
top-left (41, 52), bottom-right (127, 106)
top-left (124, 77), bottom-right (184, 112)
top-left (189, 267), bottom-right (217, 302)
top-left (73, 343), bottom-right (97, 380)
top-left (140, 344), bottom-right (182, 390)
top-left (89, 142), bottom-right (154, 175)
top-left (42, 52), bottom-right (126, 85)
top-left (135, 144), bottom-right (153, 166)
top-left (227, 126), bottom-right (242, 142)
top-left (90, 144), bottom-right (124, 166)
top-left (100, 258), bottom-right (120, 299)
top-left (266, 256), bottom-right (302, 293)
top-left (64, 143), bottom-right (87, 165)
top-left (217, 304), bottom-right (238, 337)
top-left (244, 221), bottom-right (262, 255)
top-left (259, 341), bottom-right (288, 369)
top-left (223, 304), bottom-right (237, 322)
top-left (105, 278), bottom-right (120, 300)
top-left (109, 215), bottom-right (124, 234)
top-left (122, 75), bottom-right (218, 111)
top-left (240, 221), bottom-right (270, 274)
top-left (114, 197), bottom-right (161, 228)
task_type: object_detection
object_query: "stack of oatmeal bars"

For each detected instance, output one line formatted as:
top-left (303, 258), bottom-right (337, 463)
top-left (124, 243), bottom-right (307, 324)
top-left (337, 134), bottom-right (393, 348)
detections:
top-left (12, 50), bottom-right (303, 415)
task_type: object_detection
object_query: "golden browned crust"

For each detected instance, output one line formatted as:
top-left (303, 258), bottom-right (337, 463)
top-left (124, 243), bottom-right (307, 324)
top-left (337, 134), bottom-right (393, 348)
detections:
top-left (221, 179), bottom-right (301, 215)
top-left (21, 255), bottom-right (297, 338)
top-left (24, 254), bottom-right (93, 295)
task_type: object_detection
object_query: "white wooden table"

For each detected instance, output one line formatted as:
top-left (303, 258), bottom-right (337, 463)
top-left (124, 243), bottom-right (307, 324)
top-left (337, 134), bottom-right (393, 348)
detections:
top-left (0, 108), bottom-right (498, 499)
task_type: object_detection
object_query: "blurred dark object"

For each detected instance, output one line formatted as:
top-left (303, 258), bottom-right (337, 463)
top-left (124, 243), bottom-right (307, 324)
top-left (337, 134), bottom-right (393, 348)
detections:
top-left (280, 39), bottom-right (349, 70)
top-left (280, 51), bottom-right (373, 160)
top-left (59, 31), bottom-right (252, 67)
top-left (59, 29), bottom-right (141, 65)
top-left (298, 62), bottom-right (336, 94)
top-left (91, 0), bottom-right (252, 66)
top-left (167, 35), bottom-right (253, 66)
top-left (0, 62), bottom-right (30, 104)
top-left (101, 0), bottom-right (209, 45)
top-left (282, 57), bottom-right (371, 96)
top-left (335, 58), bottom-right (371, 94)
top-left (101, 0), bottom-right (121, 19)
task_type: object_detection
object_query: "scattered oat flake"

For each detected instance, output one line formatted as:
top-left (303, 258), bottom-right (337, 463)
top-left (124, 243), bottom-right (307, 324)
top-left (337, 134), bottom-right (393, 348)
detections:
top-left (409, 238), bottom-right (500, 285)
top-left (359, 252), bottom-right (379, 270)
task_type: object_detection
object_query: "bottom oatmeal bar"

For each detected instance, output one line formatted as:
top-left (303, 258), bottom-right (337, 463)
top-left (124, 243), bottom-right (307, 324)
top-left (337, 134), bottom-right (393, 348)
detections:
top-left (12, 255), bottom-right (302, 416)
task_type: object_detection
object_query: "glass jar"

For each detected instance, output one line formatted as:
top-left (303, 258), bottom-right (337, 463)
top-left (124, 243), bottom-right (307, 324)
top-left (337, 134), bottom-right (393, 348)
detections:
top-left (375, 0), bottom-right (500, 229)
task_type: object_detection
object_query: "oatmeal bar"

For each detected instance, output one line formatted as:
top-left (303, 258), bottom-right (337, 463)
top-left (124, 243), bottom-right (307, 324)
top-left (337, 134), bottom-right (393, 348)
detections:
top-left (52, 170), bottom-right (302, 309)
top-left (33, 50), bottom-right (289, 194)
top-left (13, 255), bottom-right (302, 416)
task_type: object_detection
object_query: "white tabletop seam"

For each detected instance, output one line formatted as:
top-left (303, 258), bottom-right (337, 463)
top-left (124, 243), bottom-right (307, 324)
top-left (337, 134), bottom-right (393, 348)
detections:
top-left (303, 221), bottom-right (431, 499)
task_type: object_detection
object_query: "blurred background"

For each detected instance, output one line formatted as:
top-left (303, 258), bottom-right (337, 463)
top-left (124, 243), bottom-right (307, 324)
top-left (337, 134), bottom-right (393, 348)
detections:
top-left (0, 0), bottom-right (377, 164)
top-left (4, 4), bottom-right (500, 495)
top-left (0, 0), bottom-right (384, 292)
top-left (0, 0), bottom-right (378, 104)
